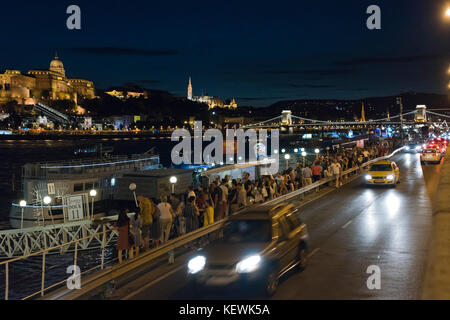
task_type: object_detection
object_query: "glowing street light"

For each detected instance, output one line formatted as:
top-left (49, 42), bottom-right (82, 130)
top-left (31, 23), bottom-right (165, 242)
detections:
top-left (43, 196), bottom-right (54, 226)
top-left (446, 7), bottom-right (450, 17)
top-left (284, 154), bottom-right (290, 169)
top-left (19, 200), bottom-right (26, 229)
top-left (129, 183), bottom-right (138, 206)
top-left (281, 148), bottom-right (286, 153)
top-left (169, 176), bottom-right (177, 194)
top-left (89, 189), bottom-right (97, 219)
top-left (315, 148), bottom-right (320, 154)
top-left (43, 196), bottom-right (51, 205)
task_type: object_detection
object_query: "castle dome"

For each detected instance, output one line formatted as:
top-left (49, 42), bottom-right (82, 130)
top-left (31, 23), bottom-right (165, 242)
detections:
top-left (49, 53), bottom-right (65, 77)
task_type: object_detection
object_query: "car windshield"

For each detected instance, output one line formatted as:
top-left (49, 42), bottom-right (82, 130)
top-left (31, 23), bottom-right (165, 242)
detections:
top-left (223, 219), bottom-right (271, 243)
top-left (369, 164), bottom-right (392, 171)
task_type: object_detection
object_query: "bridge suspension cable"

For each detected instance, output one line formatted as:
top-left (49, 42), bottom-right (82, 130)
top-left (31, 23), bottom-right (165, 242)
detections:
top-left (425, 110), bottom-right (450, 119)
top-left (241, 115), bottom-right (281, 128)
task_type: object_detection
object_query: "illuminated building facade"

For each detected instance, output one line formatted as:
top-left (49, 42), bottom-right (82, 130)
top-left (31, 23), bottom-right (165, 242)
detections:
top-left (0, 54), bottom-right (95, 104)
top-left (186, 77), bottom-right (237, 110)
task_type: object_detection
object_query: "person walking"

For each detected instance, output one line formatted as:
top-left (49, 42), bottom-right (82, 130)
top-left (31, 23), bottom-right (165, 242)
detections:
top-left (203, 195), bottom-right (214, 227)
top-left (131, 210), bottom-right (142, 257)
top-left (137, 195), bottom-right (153, 251)
top-left (219, 179), bottom-right (229, 218)
top-left (330, 159), bottom-right (342, 188)
top-left (183, 196), bottom-right (200, 233)
top-left (158, 196), bottom-right (173, 244)
top-left (302, 165), bottom-right (313, 186)
top-left (311, 161), bottom-right (322, 192)
top-left (114, 209), bottom-right (132, 264)
top-left (150, 198), bottom-right (161, 248)
top-left (237, 183), bottom-right (247, 208)
top-left (228, 180), bottom-right (239, 214)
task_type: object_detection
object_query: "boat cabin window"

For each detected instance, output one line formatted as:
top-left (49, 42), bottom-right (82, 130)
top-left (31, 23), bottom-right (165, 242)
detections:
top-left (74, 183), bottom-right (83, 192)
top-left (85, 182), bottom-right (94, 190)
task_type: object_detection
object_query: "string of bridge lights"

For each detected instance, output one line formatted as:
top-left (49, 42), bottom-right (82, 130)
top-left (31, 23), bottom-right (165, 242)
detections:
top-left (243, 110), bottom-right (425, 129)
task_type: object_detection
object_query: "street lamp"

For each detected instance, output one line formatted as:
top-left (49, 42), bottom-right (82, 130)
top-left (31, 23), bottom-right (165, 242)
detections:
top-left (19, 200), bottom-right (26, 229)
top-left (43, 196), bottom-right (54, 226)
top-left (281, 148), bottom-right (286, 153)
top-left (315, 148), bottom-right (320, 155)
top-left (169, 176), bottom-right (177, 194)
top-left (284, 154), bottom-right (290, 169)
top-left (129, 183), bottom-right (137, 206)
top-left (301, 151), bottom-right (307, 166)
top-left (89, 189), bottom-right (97, 219)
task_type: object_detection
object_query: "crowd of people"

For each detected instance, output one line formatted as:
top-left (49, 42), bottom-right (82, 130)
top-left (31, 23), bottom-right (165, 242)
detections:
top-left (114, 138), bottom-right (397, 263)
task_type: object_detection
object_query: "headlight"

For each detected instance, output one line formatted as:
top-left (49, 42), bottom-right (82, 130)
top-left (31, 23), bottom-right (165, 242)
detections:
top-left (386, 174), bottom-right (394, 180)
top-left (415, 146), bottom-right (421, 150)
top-left (236, 255), bottom-right (261, 273)
top-left (365, 174), bottom-right (372, 180)
top-left (187, 255), bottom-right (206, 274)
top-left (405, 146), bottom-right (410, 150)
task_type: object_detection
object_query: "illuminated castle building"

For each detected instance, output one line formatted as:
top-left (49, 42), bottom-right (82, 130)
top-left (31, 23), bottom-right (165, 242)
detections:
top-left (0, 54), bottom-right (95, 104)
top-left (186, 77), bottom-right (237, 109)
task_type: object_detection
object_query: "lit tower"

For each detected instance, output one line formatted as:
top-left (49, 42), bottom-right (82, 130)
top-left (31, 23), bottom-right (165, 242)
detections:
top-left (361, 102), bottom-right (366, 122)
top-left (187, 77), bottom-right (193, 100)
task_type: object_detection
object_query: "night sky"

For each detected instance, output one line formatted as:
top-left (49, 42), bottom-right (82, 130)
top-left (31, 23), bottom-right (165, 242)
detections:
top-left (1, 0), bottom-right (449, 107)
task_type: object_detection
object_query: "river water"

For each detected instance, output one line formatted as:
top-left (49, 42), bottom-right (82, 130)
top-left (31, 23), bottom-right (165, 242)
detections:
top-left (0, 137), bottom-right (178, 224)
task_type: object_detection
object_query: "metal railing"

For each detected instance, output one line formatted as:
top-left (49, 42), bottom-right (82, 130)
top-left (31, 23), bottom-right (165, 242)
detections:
top-left (1, 226), bottom-right (113, 300)
top-left (2, 146), bottom-right (404, 300)
top-left (0, 215), bottom-right (122, 258)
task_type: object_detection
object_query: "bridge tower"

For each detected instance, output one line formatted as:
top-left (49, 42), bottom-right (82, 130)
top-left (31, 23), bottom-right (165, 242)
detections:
top-left (281, 110), bottom-right (292, 125)
top-left (415, 105), bottom-right (427, 123)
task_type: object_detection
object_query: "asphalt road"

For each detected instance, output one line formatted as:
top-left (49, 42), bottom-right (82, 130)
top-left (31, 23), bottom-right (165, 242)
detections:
top-left (129, 152), bottom-right (441, 300)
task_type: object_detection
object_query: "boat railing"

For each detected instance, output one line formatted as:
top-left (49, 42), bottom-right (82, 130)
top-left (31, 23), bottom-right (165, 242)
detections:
top-left (22, 155), bottom-right (159, 179)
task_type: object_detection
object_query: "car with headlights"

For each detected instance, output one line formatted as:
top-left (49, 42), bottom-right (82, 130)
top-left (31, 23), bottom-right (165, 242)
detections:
top-left (403, 142), bottom-right (422, 153)
top-left (364, 160), bottom-right (400, 186)
top-left (186, 203), bottom-right (308, 296)
top-left (420, 146), bottom-right (442, 164)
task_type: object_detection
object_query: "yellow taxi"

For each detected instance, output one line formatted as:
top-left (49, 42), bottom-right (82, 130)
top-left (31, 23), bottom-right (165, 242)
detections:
top-left (364, 160), bottom-right (400, 187)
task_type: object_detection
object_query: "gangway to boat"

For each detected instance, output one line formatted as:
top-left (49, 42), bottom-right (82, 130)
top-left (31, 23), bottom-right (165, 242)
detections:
top-left (0, 215), bottom-right (120, 258)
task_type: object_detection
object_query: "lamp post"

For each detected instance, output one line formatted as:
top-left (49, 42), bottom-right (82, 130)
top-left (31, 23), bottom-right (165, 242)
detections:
top-left (19, 200), bottom-right (26, 229)
top-left (315, 148), bottom-right (320, 160)
top-left (129, 183), bottom-right (137, 207)
top-left (43, 196), bottom-right (54, 226)
top-left (301, 151), bottom-right (307, 166)
top-left (326, 146), bottom-right (330, 157)
top-left (169, 176), bottom-right (177, 194)
top-left (284, 154), bottom-right (290, 170)
top-left (89, 189), bottom-right (97, 219)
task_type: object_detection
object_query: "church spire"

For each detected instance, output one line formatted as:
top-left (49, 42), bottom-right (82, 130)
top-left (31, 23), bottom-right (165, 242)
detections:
top-left (187, 76), bottom-right (193, 100)
top-left (361, 102), bottom-right (366, 122)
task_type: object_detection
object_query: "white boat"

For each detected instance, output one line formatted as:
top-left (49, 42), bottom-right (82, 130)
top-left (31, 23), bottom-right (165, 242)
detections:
top-left (9, 150), bottom-right (160, 229)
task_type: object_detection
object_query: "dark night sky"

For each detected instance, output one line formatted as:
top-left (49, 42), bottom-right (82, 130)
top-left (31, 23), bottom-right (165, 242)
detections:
top-left (1, 0), bottom-right (449, 106)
